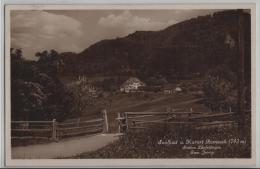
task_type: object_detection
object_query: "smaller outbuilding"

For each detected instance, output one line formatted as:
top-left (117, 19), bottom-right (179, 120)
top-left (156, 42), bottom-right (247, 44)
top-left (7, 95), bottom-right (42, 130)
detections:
top-left (163, 84), bottom-right (175, 95)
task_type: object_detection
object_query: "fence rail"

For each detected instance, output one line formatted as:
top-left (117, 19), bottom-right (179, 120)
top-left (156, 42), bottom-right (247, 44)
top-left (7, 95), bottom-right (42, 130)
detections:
top-left (11, 110), bottom-right (109, 141)
top-left (11, 121), bottom-right (53, 123)
top-left (116, 108), bottom-right (237, 133)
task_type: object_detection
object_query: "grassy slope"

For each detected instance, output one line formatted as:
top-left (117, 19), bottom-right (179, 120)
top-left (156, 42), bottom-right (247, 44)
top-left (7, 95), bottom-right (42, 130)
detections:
top-left (78, 92), bottom-right (210, 132)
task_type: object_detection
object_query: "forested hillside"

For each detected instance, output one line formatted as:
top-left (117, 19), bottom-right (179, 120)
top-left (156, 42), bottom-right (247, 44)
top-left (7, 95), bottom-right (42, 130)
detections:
top-left (60, 10), bottom-right (250, 84)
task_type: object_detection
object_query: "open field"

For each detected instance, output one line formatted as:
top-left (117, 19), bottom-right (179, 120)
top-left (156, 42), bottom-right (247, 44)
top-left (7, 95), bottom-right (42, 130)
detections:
top-left (59, 76), bottom-right (209, 132)
top-left (76, 91), bottom-right (210, 132)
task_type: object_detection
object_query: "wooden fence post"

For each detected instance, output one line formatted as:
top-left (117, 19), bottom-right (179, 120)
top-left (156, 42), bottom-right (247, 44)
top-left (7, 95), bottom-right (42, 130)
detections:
top-left (125, 113), bottom-right (128, 131)
top-left (102, 109), bottom-right (109, 133)
top-left (189, 107), bottom-right (193, 117)
top-left (118, 112), bottom-right (121, 133)
top-left (52, 119), bottom-right (57, 141)
top-left (77, 118), bottom-right (80, 127)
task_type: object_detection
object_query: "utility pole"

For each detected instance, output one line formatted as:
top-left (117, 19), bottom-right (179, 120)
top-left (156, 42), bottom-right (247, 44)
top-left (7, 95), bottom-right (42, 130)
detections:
top-left (237, 9), bottom-right (245, 131)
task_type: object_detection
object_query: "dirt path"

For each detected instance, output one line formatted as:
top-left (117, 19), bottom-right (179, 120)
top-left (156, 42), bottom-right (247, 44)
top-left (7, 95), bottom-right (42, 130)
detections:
top-left (12, 133), bottom-right (120, 159)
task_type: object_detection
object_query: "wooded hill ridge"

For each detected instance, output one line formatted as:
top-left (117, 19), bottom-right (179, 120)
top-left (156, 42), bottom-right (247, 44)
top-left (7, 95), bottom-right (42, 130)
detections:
top-left (59, 10), bottom-right (251, 83)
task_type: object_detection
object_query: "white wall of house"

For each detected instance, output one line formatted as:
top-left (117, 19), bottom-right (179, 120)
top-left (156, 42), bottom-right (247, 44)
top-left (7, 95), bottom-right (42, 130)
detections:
top-left (120, 77), bottom-right (145, 93)
top-left (121, 82), bottom-right (144, 93)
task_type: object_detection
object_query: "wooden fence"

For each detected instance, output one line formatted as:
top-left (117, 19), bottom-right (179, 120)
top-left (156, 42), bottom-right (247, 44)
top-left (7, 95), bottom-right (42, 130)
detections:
top-left (11, 110), bottom-right (109, 141)
top-left (116, 108), bottom-right (237, 133)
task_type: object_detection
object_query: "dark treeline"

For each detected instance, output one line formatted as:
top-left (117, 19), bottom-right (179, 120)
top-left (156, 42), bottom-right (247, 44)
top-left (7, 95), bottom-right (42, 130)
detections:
top-left (11, 49), bottom-right (79, 121)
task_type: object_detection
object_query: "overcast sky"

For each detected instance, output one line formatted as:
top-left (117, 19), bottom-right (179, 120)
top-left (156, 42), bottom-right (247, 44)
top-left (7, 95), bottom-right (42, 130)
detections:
top-left (11, 9), bottom-right (224, 60)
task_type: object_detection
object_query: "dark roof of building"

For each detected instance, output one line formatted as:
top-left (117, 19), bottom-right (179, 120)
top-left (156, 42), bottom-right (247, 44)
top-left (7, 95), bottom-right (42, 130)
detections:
top-left (121, 77), bottom-right (145, 87)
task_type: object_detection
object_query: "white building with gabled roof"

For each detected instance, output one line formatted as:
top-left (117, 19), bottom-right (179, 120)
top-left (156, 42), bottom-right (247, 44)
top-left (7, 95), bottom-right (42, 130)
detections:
top-left (120, 77), bottom-right (145, 93)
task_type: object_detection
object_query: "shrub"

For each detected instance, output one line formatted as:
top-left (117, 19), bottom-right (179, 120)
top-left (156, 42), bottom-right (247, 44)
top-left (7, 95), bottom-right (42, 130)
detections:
top-left (202, 65), bottom-right (237, 112)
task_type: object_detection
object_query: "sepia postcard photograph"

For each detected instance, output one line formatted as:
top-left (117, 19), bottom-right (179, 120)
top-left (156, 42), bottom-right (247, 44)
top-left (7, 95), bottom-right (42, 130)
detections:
top-left (4, 3), bottom-right (256, 167)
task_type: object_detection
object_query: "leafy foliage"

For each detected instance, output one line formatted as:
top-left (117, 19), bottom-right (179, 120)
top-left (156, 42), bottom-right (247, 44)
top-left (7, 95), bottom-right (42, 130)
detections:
top-left (35, 49), bottom-right (64, 75)
top-left (11, 49), bottom-right (75, 121)
top-left (67, 80), bottom-right (94, 116)
top-left (202, 65), bottom-right (237, 112)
